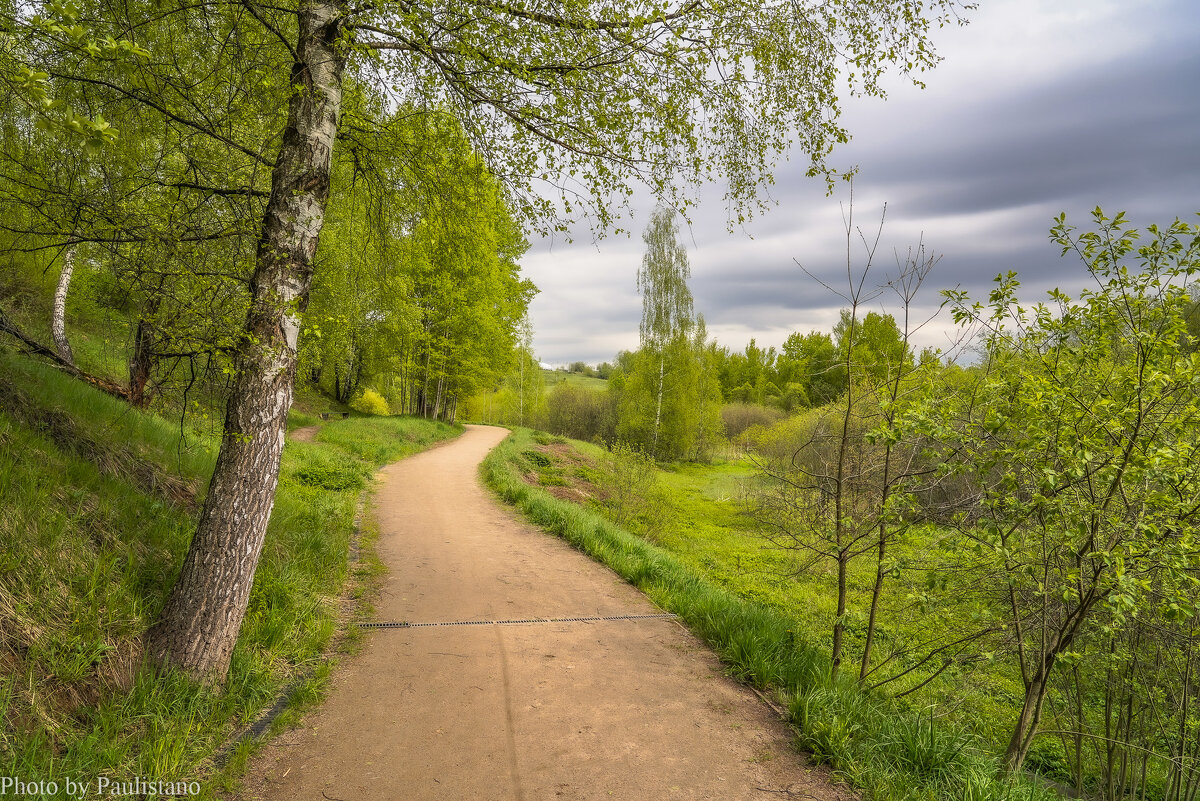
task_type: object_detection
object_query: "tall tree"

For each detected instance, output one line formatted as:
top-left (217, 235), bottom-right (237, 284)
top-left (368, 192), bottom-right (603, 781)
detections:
top-left (933, 211), bottom-right (1200, 773)
top-left (507, 315), bottom-right (543, 426)
top-left (633, 205), bottom-right (693, 458)
top-left (147, 0), bottom-right (348, 676)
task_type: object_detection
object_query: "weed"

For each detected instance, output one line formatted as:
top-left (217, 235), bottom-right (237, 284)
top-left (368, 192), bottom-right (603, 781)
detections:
top-left (523, 449), bottom-right (551, 467)
top-left (292, 451), bottom-right (369, 490)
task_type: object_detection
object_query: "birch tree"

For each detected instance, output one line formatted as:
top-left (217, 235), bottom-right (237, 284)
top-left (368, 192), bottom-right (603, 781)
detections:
top-left (633, 205), bottom-right (693, 459)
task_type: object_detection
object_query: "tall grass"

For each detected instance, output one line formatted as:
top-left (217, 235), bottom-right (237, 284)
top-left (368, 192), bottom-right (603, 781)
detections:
top-left (0, 351), bottom-right (459, 798)
top-left (481, 428), bottom-right (1055, 801)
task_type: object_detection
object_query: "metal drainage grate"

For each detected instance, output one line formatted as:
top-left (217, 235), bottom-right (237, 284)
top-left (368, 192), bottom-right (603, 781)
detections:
top-left (360, 613), bottom-right (678, 630)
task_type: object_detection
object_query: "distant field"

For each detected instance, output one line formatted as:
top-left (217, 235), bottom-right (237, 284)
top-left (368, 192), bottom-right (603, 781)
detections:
top-left (541, 369), bottom-right (608, 391)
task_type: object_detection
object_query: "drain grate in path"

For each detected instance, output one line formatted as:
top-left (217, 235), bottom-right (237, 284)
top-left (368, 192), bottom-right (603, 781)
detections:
top-left (360, 613), bottom-right (678, 630)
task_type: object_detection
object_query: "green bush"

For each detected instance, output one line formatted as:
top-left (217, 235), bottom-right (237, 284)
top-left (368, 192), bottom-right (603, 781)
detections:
top-left (350, 388), bottom-right (390, 416)
top-left (539, 382), bottom-right (616, 442)
top-left (720, 403), bottom-right (785, 440)
top-left (594, 441), bottom-right (658, 530)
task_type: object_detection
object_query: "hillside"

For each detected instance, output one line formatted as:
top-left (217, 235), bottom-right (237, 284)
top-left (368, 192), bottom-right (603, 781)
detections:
top-left (0, 350), bottom-right (458, 792)
top-left (541, 368), bottom-right (609, 391)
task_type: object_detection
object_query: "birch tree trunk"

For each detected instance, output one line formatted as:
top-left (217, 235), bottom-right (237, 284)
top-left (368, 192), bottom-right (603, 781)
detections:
top-left (52, 248), bottom-right (75, 366)
top-left (148, 0), bottom-right (347, 681)
top-left (652, 349), bottom-right (664, 459)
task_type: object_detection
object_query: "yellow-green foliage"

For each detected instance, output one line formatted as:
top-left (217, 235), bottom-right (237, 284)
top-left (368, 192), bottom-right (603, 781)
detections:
top-left (350, 388), bottom-right (390, 416)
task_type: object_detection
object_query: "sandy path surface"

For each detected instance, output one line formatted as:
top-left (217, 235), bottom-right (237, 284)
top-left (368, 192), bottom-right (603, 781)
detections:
top-left (235, 425), bottom-right (851, 801)
top-left (288, 425), bottom-right (320, 443)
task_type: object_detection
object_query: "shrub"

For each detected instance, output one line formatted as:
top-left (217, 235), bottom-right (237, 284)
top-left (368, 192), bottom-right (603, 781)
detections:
top-left (720, 403), bottom-right (786, 440)
top-left (594, 441), bottom-right (659, 532)
top-left (350, 387), bottom-right (390, 416)
top-left (539, 382), bottom-right (615, 442)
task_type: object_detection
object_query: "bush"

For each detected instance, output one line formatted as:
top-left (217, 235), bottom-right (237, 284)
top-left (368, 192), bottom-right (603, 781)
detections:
top-left (594, 441), bottom-right (660, 534)
top-left (539, 382), bottom-right (615, 442)
top-left (721, 403), bottom-right (785, 440)
top-left (350, 387), bottom-right (390, 416)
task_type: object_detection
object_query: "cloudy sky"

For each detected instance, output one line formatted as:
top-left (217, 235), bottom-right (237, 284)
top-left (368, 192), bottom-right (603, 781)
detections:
top-left (519, 0), bottom-right (1200, 367)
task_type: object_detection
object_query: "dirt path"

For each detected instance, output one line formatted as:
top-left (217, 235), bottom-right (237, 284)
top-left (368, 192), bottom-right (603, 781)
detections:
top-left (235, 425), bottom-right (852, 801)
top-left (288, 425), bottom-right (320, 443)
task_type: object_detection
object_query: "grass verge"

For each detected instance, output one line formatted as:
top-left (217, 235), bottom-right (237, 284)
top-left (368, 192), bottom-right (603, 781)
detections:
top-left (0, 350), bottom-right (459, 798)
top-left (481, 428), bottom-right (1055, 801)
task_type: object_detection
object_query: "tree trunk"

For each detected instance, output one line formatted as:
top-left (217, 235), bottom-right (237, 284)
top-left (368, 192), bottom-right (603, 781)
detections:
top-left (52, 248), bottom-right (75, 366)
top-left (421, 339), bottom-right (432, 417)
top-left (129, 281), bottom-right (163, 408)
top-left (860, 440), bottom-right (894, 681)
top-left (652, 349), bottom-right (664, 459)
top-left (832, 549), bottom-right (848, 680)
top-left (128, 317), bottom-right (155, 408)
top-left (0, 305), bottom-right (130, 401)
top-left (860, 523), bottom-right (886, 681)
top-left (1003, 668), bottom-right (1050, 773)
top-left (148, 0), bottom-right (346, 682)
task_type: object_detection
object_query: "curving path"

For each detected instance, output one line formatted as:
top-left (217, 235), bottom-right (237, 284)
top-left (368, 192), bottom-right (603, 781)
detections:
top-left (235, 425), bottom-right (852, 801)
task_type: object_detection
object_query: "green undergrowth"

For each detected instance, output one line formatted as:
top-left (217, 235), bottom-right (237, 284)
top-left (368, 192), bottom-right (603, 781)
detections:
top-left (650, 462), bottom-right (1022, 738)
top-left (287, 380), bottom-right (350, 431)
top-left (482, 428), bottom-right (1054, 801)
top-left (0, 350), bottom-right (459, 798)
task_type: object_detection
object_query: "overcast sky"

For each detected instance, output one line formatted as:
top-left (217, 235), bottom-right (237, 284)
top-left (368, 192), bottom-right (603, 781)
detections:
top-left (521, 0), bottom-right (1200, 367)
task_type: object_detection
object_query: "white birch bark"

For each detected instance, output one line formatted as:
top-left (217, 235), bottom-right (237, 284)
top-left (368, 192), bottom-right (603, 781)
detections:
top-left (52, 248), bottom-right (75, 366)
top-left (149, 0), bottom-right (348, 681)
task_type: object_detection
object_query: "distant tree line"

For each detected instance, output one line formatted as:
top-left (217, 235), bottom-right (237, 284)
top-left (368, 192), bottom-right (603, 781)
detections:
top-left (562, 361), bottom-right (615, 379)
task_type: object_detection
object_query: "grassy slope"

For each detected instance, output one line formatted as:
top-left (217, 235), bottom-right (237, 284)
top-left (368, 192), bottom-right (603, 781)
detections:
top-left (541, 369), bottom-right (608, 391)
top-left (482, 428), bottom-right (1053, 801)
top-left (651, 463), bottom-right (1022, 741)
top-left (0, 351), bottom-right (458, 796)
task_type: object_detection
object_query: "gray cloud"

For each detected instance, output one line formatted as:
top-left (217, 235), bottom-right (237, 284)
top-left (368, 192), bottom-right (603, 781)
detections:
top-left (522, 0), bottom-right (1200, 366)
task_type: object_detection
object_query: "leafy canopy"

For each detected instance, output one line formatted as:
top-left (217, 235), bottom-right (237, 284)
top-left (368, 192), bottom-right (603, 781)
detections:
top-left (351, 0), bottom-right (973, 230)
